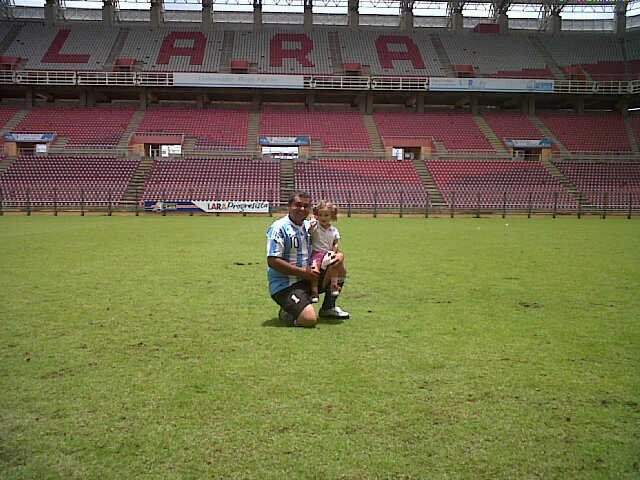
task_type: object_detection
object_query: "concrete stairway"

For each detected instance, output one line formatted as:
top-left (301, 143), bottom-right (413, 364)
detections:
top-left (474, 115), bottom-right (509, 154)
top-left (0, 23), bottom-right (23, 54)
top-left (219, 31), bottom-right (235, 73)
top-left (246, 111), bottom-right (260, 152)
top-left (0, 156), bottom-right (18, 175)
top-left (430, 34), bottom-right (455, 77)
top-left (1, 108), bottom-right (29, 134)
top-left (624, 116), bottom-right (639, 154)
top-left (117, 109), bottom-right (145, 150)
top-left (123, 156), bottom-right (155, 204)
top-left (328, 31), bottom-right (344, 75)
top-left (279, 158), bottom-right (295, 206)
top-left (540, 157), bottom-right (589, 207)
top-left (433, 140), bottom-right (448, 155)
top-left (528, 35), bottom-right (565, 80)
top-left (412, 157), bottom-right (446, 207)
top-left (530, 115), bottom-right (570, 157)
top-left (105, 28), bottom-right (129, 69)
top-left (363, 114), bottom-right (386, 156)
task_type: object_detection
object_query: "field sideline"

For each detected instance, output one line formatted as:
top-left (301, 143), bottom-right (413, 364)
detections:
top-left (1, 216), bottom-right (639, 479)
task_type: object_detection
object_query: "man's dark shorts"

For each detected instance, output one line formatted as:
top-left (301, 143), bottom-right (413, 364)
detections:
top-left (271, 272), bottom-right (327, 319)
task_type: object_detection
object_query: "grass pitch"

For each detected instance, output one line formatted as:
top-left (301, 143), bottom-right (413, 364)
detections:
top-left (1, 215), bottom-right (639, 479)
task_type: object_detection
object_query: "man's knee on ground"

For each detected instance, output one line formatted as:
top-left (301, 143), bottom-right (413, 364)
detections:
top-left (297, 305), bottom-right (318, 327)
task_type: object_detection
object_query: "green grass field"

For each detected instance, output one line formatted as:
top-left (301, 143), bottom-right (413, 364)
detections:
top-left (1, 215), bottom-right (639, 479)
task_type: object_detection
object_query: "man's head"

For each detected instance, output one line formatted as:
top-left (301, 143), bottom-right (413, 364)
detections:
top-left (287, 190), bottom-right (312, 226)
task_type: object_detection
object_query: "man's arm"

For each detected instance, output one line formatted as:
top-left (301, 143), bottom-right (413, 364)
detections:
top-left (267, 256), bottom-right (319, 282)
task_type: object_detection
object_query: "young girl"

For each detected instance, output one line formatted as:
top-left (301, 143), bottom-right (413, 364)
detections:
top-left (308, 199), bottom-right (347, 303)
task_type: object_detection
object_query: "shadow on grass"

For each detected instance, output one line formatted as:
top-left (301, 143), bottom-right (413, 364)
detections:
top-left (262, 317), bottom-right (346, 328)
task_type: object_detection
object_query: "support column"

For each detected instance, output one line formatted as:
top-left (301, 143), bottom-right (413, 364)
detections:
top-left (305, 92), bottom-right (315, 111)
top-left (44, 0), bottom-right (60, 26)
top-left (253, 0), bottom-right (263, 32)
top-left (150, 0), bottom-right (164, 27)
top-left (348, 0), bottom-right (359, 30)
top-left (470, 95), bottom-right (479, 115)
top-left (25, 88), bottom-right (34, 107)
top-left (201, 0), bottom-right (213, 30)
top-left (139, 89), bottom-right (148, 110)
top-left (451, 11), bottom-right (464, 33)
top-left (574, 97), bottom-right (585, 115)
top-left (365, 92), bottom-right (374, 115)
top-left (400, 1), bottom-right (414, 32)
top-left (548, 12), bottom-right (561, 35)
top-left (497, 13), bottom-right (509, 34)
top-left (416, 92), bottom-right (425, 114)
top-left (304, 0), bottom-right (313, 32)
top-left (615, 0), bottom-right (627, 38)
top-left (102, 0), bottom-right (117, 26)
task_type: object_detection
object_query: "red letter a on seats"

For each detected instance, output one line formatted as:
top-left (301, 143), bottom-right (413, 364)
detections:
top-left (270, 33), bottom-right (314, 68)
top-left (157, 31), bottom-right (206, 65)
top-left (41, 29), bottom-right (90, 64)
top-left (375, 35), bottom-right (426, 70)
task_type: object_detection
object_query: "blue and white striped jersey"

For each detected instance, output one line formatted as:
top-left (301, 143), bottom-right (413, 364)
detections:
top-left (266, 215), bottom-right (313, 295)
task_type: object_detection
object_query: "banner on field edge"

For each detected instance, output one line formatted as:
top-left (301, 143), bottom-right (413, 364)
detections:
top-left (145, 200), bottom-right (270, 213)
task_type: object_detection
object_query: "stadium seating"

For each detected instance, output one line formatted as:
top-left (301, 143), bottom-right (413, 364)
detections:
top-left (439, 32), bottom-right (552, 78)
top-left (554, 161), bottom-right (640, 209)
top-left (537, 112), bottom-right (631, 154)
top-left (260, 109), bottom-right (372, 153)
top-left (373, 111), bottom-right (495, 153)
top-left (4, 24), bottom-right (119, 70)
top-left (232, 29), bottom-right (333, 74)
top-left (118, 27), bottom-right (224, 72)
top-left (140, 157), bottom-right (280, 203)
top-left (338, 31), bottom-right (444, 76)
top-left (137, 107), bottom-right (248, 151)
top-left (295, 158), bottom-right (427, 207)
top-left (482, 111), bottom-right (547, 143)
top-left (426, 159), bottom-right (577, 209)
top-left (540, 33), bottom-right (626, 80)
top-left (14, 106), bottom-right (136, 148)
top-left (0, 155), bottom-right (140, 205)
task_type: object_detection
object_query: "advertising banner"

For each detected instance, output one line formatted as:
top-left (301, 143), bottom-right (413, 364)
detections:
top-left (173, 73), bottom-right (305, 89)
top-left (259, 136), bottom-right (311, 146)
top-left (145, 200), bottom-right (270, 213)
top-left (429, 78), bottom-right (555, 93)
top-left (4, 133), bottom-right (57, 142)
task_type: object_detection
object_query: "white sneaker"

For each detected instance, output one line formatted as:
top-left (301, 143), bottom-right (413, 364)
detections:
top-left (311, 296), bottom-right (319, 303)
top-left (319, 306), bottom-right (350, 319)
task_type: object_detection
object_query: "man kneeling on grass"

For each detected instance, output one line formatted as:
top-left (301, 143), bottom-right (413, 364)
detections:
top-left (266, 190), bottom-right (349, 327)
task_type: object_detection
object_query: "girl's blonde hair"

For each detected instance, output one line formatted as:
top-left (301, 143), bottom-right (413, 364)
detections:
top-left (313, 199), bottom-right (338, 221)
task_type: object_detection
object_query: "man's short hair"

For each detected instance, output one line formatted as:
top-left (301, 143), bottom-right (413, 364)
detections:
top-left (288, 190), bottom-right (311, 205)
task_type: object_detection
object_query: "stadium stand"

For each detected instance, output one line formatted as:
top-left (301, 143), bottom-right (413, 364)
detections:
top-left (136, 107), bottom-right (248, 151)
top-left (140, 157), bottom-right (280, 203)
top-left (232, 29), bottom-right (333, 75)
top-left (439, 32), bottom-right (553, 78)
top-left (3, 24), bottom-right (119, 70)
top-left (373, 111), bottom-right (495, 153)
top-left (118, 27), bottom-right (224, 72)
top-left (426, 159), bottom-right (577, 209)
top-left (338, 31), bottom-right (445, 76)
top-left (537, 112), bottom-right (632, 154)
top-left (260, 109), bottom-right (372, 153)
top-left (295, 158), bottom-right (427, 207)
top-left (0, 155), bottom-right (140, 205)
top-left (540, 33), bottom-right (626, 80)
top-left (14, 106), bottom-right (136, 148)
top-left (554, 161), bottom-right (640, 209)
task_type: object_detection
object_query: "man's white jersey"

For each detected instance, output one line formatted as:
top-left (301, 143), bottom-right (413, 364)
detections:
top-left (266, 215), bottom-right (313, 295)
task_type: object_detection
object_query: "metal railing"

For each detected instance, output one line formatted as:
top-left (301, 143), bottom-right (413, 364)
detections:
top-left (0, 69), bottom-right (637, 94)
